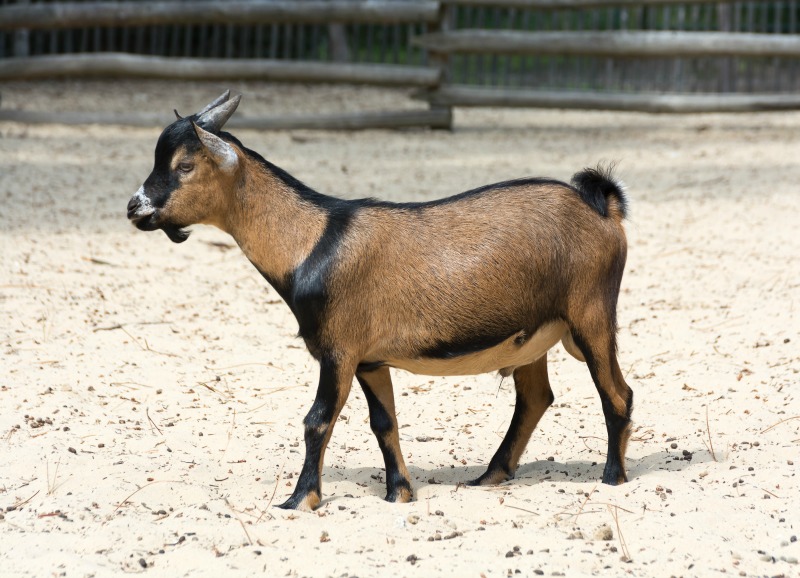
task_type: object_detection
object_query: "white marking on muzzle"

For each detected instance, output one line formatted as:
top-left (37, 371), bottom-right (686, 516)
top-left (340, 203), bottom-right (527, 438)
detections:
top-left (131, 185), bottom-right (155, 217)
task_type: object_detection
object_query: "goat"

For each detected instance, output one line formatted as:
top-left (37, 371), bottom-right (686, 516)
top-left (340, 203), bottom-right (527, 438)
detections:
top-left (127, 91), bottom-right (634, 511)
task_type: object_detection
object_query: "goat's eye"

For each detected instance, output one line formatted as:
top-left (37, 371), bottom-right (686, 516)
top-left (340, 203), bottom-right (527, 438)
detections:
top-left (177, 162), bottom-right (194, 174)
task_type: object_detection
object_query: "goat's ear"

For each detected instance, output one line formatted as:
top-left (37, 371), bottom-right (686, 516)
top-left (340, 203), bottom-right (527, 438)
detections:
top-left (192, 122), bottom-right (238, 173)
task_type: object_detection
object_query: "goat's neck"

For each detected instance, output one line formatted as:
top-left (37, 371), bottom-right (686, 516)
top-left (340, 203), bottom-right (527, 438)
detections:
top-left (223, 160), bottom-right (329, 290)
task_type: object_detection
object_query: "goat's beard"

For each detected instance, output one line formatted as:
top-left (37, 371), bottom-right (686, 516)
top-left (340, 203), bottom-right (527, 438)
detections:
top-left (163, 225), bottom-right (191, 243)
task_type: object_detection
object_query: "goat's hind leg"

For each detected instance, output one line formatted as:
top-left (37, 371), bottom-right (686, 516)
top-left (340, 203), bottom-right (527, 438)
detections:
top-left (356, 366), bottom-right (413, 502)
top-left (569, 322), bottom-right (633, 485)
top-left (469, 354), bottom-right (554, 486)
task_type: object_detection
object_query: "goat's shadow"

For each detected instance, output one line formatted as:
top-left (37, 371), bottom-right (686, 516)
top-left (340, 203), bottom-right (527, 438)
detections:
top-left (318, 448), bottom-right (715, 502)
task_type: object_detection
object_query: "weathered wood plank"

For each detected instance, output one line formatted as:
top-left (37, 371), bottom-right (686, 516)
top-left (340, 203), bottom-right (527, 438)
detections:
top-left (413, 30), bottom-right (800, 58)
top-left (0, 108), bottom-right (452, 130)
top-left (429, 85), bottom-right (800, 112)
top-left (0, 53), bottom-right (441, 87)
top-left (0, 1), bottom-right (440, 31)
top-left (446, 0), bottom-right (730, 9)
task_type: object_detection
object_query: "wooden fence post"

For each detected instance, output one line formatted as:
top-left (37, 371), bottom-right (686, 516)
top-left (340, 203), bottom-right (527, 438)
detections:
top-left (13, 0), bottom-right (30, 58)
top-left (426, 2), bottom-right (453, 130)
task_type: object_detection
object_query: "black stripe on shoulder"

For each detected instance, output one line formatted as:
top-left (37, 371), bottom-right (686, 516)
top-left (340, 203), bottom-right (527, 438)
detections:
top-left (290, 203), bottom-right (355, 343)
top-left (251, 263), bottom-right (293, 309)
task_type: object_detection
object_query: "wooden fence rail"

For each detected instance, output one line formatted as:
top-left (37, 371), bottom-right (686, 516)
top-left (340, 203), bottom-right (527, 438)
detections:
top-left (444, 0), bottom-right (733, 8)
top-left (0, 1), bottom-right (440, 31)
top-left (0, 52), bottom-right (440, 86)
top-left (428, 85), bottom-right (800, 112)
top-left (414, 30), bottom-right (800, 58)
top-left (0, 107), bottom-right (453, 130)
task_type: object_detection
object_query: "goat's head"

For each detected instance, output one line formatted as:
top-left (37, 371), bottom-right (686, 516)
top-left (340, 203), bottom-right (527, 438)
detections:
top-left (127, 90), bottom-right (242, 243)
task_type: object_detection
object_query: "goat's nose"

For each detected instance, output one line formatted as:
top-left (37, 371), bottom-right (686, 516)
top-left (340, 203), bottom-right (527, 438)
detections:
top-left (127, 196), bottom-right (141, 214)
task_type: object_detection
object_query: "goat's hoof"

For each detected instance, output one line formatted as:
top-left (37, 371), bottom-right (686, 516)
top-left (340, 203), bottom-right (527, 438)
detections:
top-left (467, 468), bottom-right (512, 487)
top-left (277, 491), bottom-right (320, 512)
top-left (385, 485), bottom-right (413, 504)
top-left (601, 468), bottom-right (628, 486)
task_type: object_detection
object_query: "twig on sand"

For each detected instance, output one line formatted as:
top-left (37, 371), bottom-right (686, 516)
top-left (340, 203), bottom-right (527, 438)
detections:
top-left (93, 321), bottom-right (172, 332)
top-left (608, 504), bottom-right (631, 562)
top-left (760, 415), bottom-right (800, 435)
top-left (120, 326), bottom-right (180, 358)
top-left (759, 487), bottom-right (782, 499)
top-left (579, 436), bottom-right (606, 455)
top-left (593, 502), bottom-right (635, 515)
top-left (109, 381), bottom-right (152, 389)
top-left (82, 256), bottom-right (118, 267)
top-left (223, 408), bottom-right (237, 454)
top-left (572, 484), bottom-right (598, 522)
top-left (12, 489), bottom-right (40, 510)
top-left (113, 480), bottom-right (182, 513)
top-left (706, 404), bottom-right (718, 462)
top-left (257, 455), bottom-right (288, 522)
top-left (224, 497), bottom-right (253, 546)
top-left (146, 408), bottom-right (163, 436)
top-left (205, 362), bottom-right (282, 372)
top-left (504, 503), bottom-right (540, 516)
top-left (46, 459), bottom-right (68, 496)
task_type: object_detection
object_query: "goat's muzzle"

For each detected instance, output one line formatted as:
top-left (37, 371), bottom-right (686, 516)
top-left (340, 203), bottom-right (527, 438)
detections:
top-left (127, 187), bottom-right (157, 229)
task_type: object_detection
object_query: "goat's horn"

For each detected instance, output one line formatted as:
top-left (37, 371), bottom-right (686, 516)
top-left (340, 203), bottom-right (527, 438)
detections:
top-left (196, 93), bottom-right (241, 132)
top-left (174, 109), bottom-right (183, 120)
top-left (197, 90), bottom-right (231, 115)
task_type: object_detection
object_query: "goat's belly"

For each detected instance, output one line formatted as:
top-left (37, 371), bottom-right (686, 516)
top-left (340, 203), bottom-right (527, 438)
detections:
top-left (387, 321), bottom-right (567, 377)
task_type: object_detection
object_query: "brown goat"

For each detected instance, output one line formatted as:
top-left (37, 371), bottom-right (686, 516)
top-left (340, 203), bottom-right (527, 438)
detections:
top-left (127, 91), bottom-right (633, 511)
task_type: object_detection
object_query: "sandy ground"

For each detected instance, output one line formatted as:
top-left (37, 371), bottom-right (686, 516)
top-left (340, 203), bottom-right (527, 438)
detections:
top-left (1, 80), bottom-right (798, 578)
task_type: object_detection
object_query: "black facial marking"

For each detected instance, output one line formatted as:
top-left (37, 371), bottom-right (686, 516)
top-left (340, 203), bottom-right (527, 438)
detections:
top-left (136, 117), bottom-right (224, 244)
top-left (145, 119), bottom-right (201, 209)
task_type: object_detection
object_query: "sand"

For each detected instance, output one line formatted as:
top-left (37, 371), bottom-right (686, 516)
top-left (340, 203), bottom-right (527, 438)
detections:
top-left (1, 80), bottom-right (798, 577)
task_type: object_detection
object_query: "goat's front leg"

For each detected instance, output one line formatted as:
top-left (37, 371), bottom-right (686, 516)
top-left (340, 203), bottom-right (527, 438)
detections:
top-left (356, 366), bottom-right (413, 503)
top-left (469, 355), bottom-right (554, 486)
top-left (278, 356), bottom-right (354, 511)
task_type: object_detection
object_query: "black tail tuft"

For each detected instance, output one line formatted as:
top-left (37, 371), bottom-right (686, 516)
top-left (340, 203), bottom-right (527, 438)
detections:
top-left (570, 164), bottom-right (627, 219)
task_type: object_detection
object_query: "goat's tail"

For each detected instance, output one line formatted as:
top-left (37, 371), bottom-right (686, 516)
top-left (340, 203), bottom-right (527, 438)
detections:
top-left (570, 164), bottom-right (628, 221)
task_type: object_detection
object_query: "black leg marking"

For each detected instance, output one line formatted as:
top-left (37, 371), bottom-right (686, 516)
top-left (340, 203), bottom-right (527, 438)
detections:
top-left (357, 367), bottom-right (413, 503)
top-left (279, 356), bottom-right (354, 510)
top-left (570, 330), bottom-right (633, 486)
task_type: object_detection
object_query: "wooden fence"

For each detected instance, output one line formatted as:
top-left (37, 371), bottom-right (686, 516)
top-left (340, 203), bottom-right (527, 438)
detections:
top-left (1, 0), bottom-right (800, 128)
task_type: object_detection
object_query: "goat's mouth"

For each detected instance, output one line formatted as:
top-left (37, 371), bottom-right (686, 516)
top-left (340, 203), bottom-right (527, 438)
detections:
top-left (128, 212), bottom-right (190, 243)
top-left (128, 211), bottom-right (158, 231)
